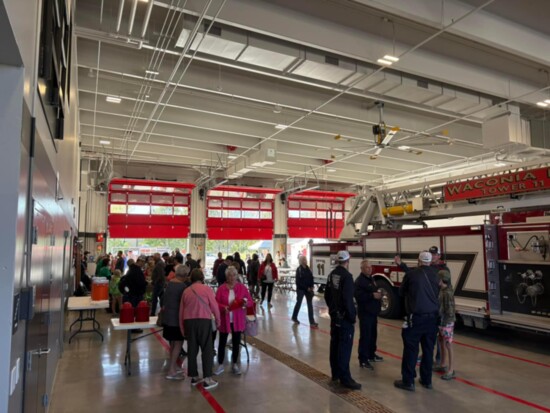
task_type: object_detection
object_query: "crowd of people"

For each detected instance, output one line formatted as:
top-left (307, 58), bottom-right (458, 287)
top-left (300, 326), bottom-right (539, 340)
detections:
top-left (79, 244), bottom-right (456, 393)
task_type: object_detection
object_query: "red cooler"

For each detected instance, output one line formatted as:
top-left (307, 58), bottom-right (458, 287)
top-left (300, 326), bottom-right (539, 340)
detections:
top-left (135, 301), bottom-right (150, 322)
top-left (119, 303), bottom-right (135, 323)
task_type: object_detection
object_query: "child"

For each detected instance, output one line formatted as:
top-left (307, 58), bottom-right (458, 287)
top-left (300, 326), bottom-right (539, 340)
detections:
top-left (437, 269), bottom-right (456, 380)
top-left (110, 269), bottom-right (123, 314)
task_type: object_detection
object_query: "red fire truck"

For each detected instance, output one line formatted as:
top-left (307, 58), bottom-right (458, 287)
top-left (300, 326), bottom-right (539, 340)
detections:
top-left (310, 166), bottom-right (550, 333)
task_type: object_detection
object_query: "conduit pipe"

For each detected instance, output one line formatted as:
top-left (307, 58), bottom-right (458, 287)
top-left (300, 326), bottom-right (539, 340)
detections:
top-left (141, 0), bottom-right (155, 38)
top-left (116, 0), bottom-right (124, 33)
top-left (128, 0), bottom-right (138, 35)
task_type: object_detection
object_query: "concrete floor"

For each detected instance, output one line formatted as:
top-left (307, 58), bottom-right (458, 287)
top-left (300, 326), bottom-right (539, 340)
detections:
top-left (51, 290), bottom-right (550, 413)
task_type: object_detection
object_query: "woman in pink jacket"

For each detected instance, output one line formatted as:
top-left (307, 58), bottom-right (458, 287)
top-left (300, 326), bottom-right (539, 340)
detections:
top-left (179, 269), bottom-right (220, 390)
top-left (259, 253), bottom-right (278, 308)
top-left (213, 266), bottom-right (253, 376)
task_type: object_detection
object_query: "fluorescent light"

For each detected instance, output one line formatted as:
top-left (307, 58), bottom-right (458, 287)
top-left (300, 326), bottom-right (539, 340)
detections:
top-left (99, 140), bottom-right (111, 145)
top-left (398, 145), bottom-right (410, 150)
top-left (383, 55), bottom-right (399, 62)
top-left (494, 162), bottom-right (507, 167)
top-left (145, 70), bottom-right (159, 76)
top-left (536, 102), bottom-right (548, 107)
top-left (377, 58), bottom-right (393, 66)
top-left (327, 168), bottom-right (336, 172)
top-left (106, 96), bottom-right (121, 103)
top-left (545, 99), bottom-right (550, 104)
top-left (228, 155), bottom-right (237, 159)
top-left (274, 124), bottom-right (288, 130)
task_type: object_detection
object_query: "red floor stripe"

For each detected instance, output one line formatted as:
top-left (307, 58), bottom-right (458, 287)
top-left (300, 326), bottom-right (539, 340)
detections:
top-left (282, 313), bottom-right (550, 413)
top-left (377, 321), bottom-right (550, 369)
top-left (151, 328), bottom-right (227, 413)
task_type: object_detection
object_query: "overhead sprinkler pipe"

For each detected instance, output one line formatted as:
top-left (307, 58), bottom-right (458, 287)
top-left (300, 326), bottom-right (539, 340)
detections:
top-left (128, 0), bottom-right (138, 35)
top-left (141, 0), bottom-right (155, 38)
top-left (116, 0), bottom-right (124, 33)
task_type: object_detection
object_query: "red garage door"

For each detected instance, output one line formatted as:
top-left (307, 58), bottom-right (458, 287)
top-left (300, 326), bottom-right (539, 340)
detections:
top-left (287, 190), bottom-right (355, 239)
top-left (206, 186), bottom-right (281, 240)
top-left (108, 179), bottom-right (195, 239)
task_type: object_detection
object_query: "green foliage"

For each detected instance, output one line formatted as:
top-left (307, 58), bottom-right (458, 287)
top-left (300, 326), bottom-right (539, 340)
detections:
top-left (205, 239), bottom-right (260, 257)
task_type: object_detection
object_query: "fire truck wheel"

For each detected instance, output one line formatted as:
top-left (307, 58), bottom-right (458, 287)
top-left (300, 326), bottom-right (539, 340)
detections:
top-left (376, 279), bottom-right (400, 319)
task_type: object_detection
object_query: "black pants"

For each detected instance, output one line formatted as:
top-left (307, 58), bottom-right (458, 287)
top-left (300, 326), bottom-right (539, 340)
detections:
top-left (329, 318), bottom-right (355, 384)
top-left (217, 323), bottom-right (242, 364)
top-left (123, 294), bottom-right (143, 308)
top-left (292, 289), bottom-right (315, 323)
top-left (184, 319), bottom-right (214, 378)
top-left (358, 314), bottom-right (378, 363)
top-left (261, 282), bottom-right (274, 303)
top-left (401, 314), bottom-right (438, 386)
top-left (150, 283), bottom-right (164, 315)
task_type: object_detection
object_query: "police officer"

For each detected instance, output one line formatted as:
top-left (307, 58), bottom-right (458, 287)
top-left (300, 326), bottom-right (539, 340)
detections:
top-left (394, 251), bottom-right (440, 392)
top-left (324, 251), bottom-right (361, 390)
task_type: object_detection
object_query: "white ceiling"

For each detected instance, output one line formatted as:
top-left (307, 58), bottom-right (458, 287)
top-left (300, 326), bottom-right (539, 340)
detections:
top-left (75, 0), bottom-right (550, 193)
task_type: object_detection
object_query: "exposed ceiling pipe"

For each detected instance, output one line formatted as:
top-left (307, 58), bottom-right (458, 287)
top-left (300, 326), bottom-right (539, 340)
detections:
top-left (141, 0), bottom-right (155, 38)
top-left (128, 0), bottom-right (138, 35)
top-left (116, 0), bottom-right (124, 33)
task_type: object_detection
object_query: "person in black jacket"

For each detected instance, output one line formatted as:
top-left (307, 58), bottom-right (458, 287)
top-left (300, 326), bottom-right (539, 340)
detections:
top-left (291, 256), bottom-right (318, 327)
top-left (324, 251), bottom-right (361, 390)
top-left (354, 260), bottom-right (383, 370)
top-left (216, 256), bottom-right (233, 285)
top-left (119, 258), bottom-right (147, 307)
top-left (247, 253), bottom-right (260, 298)
top-left (394, 251), bottom-right (440, 392)
top-left (233, 252), bottom-right (246, 277)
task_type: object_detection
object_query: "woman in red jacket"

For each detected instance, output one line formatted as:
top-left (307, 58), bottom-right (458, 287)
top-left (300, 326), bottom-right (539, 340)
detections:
top-left (213, 266), bottom-right (253, 376)
top-left (258, 253), bottom-right (278, 308)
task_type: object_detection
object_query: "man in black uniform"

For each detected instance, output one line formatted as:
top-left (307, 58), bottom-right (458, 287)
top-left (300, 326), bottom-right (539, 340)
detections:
top-left (324, 251), bottom-right (361, 390)
top-left (394, 251), bottom-right (440, 392)
top-left (354, 260), bottom-right (383, 370)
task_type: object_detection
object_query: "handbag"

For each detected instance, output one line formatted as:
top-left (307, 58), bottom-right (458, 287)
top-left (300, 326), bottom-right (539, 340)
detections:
top-left (190, 286), bottom-right (217, 332)
top-left (156, 308), bottom-right (164, 327)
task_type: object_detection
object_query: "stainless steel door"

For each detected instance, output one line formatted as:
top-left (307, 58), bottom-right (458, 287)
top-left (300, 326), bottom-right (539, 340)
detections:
top-left (23, 202), bottom-right (52, 413)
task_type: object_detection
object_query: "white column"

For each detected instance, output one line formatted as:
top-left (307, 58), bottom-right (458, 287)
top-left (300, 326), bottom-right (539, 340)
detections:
top-left (273, 194), bottom-right (288, 264)
top-left (189, 187), bottom-right (206, 265)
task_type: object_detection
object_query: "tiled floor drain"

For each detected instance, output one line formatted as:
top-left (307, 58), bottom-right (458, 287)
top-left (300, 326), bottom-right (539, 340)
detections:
top-left (247, 336), bottom-right (394, 413)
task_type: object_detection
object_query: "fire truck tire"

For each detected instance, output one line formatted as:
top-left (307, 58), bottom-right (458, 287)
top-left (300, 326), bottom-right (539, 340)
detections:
top-left (376, 279), bottom-right (401, 319)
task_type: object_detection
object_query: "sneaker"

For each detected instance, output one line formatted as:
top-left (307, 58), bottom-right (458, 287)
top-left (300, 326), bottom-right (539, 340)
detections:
top-left (202, 377), bottom-right (218, 390)
top-left (359, 361), bottom-right (374, 370)
top-left (213, 365), bottom-right (225, 376)
top-left (310, 322), bottom-right (319, 328)
top-left (329, 377), bottom-right (339, 386)
top-left (231, 363), bottom-right (242, 375)
top-left (441, 371), bottom-right (456, 381)
top-left (165, 373), bottom-right (184, 381)
top-left (268, 303), bottom-right (273, 308)
top-left (433, 364), bottom-right (447, 373)
top-left (190, 377), bottom-right (203, 386)
top-left (394, 380), bottom-right (415, 392)
top-left (419, 379), bottom-right (433, 389)
top-left (341, 379), bottom-right (362, 390)
top-left (292, 318), bottom-right (300, 324)
top-left (368, 354), bottom-right (384, 362)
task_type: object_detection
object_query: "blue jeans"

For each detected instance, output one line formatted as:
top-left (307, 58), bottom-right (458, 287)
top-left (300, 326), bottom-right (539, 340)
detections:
top-left (358, 313), bottom-right (378, 363)
top-left (292, 289), bottom-right (315, 323)
top-left (329, 318), bottom-right (355, 384)
top-left (401, 314), bottom-right (438, 386)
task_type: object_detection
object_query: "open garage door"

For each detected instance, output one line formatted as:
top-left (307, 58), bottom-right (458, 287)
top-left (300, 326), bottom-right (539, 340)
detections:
top-left (108, 179), bottom-right (195, 238)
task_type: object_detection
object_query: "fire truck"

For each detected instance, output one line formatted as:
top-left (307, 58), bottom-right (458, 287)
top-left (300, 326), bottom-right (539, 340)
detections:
top-left (310, 165), bottom-right (550, 333)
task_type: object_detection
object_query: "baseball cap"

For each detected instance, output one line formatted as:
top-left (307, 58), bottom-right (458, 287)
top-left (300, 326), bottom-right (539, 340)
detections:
top-left (336, 250), bottom-right (350, 262)
top-left (419, 251), bottom-right (432, 263)
top-left (438, 269), bottom-right (451, 284)
top-left (429, 246), bottom-right (440, 255)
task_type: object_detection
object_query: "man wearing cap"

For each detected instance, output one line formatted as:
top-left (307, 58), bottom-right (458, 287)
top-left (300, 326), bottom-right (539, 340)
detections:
top-left (394, 251), bottom-right (440, 392)
top-left (428, 246), bottom-right (450, 273)
top-left (325, 250), bottom-right (361, 390)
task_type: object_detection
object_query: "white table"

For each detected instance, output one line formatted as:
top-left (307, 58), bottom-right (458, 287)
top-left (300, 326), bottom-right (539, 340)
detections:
top-left (67, 297), bottom-right (109, 343)
top-left (111, 317), bottom-right (160, 375)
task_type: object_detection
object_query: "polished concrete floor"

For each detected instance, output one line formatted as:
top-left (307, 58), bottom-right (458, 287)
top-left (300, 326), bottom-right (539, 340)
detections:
top-left (51, 290), bottom-right (550, 413)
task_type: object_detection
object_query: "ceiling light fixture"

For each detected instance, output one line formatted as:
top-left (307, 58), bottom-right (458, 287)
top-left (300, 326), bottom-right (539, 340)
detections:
top-left (273, 104), bottom-right (282, 114)
top-left (145, 70), bottom-right (159, 76)
top-left (383, 55), bottom-right (399, 62)
top-left (274, 124), bottom-right (288, 130)
top-left (536, 102), bottom-right (548, 107)
top-left (494, 162), bottom-right (507, 167)
top-left (377, 58), bottom-right (393, 66)
top-left (228, 155), bottom-right (237, 159)
top-left (327, 168), bottom-right (336, 172)
top-left (106, 96), bottom-right (122, 103)
top-left (99, 140), bottom-right (111, 145)
top-left (398, 145), bottom-right (410, 150)
top-left (545, 99), bottom-right (550, 104)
